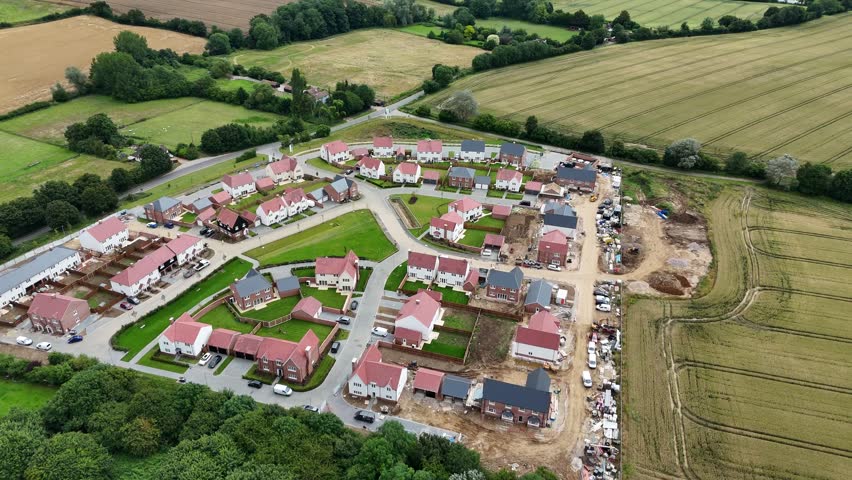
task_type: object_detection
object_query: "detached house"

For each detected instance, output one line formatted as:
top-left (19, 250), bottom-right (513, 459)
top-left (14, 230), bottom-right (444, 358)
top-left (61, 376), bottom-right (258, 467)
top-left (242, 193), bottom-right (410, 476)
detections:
top-left (357, 156), bottom-right (385, 179)
top-left (266, 157), bottom-right (303, 183)
top-left (447, 167), bottom-right (475, 189)
top-left (315, 250), bottom-right (359, 292)
top-left (542, 213), bottom-right (578, 239)
top-left (324, 175), bottom-right (359, 203)
top-left (393, 162), bottom-right (421, 184)
top-left (0, 247), bottom-right (82, 308)
top-left (394, 291), bottom-right (444, 347)
top-left (144, 196), bottom-right (182, 224)
top-left (435, 256), bottom-right (477, 292)
top-left (481, 368), bottom-right (552, 427)
top-left (320, 140), bottom-right (350, 164)
top-left (230, 269), bottom-right (274, 311)
top-left (416, 139), bottom-right (443, 163)
top-left (373, 136), bottom-right (394, 157)
top-left (524, 279), bottom-right (553, 313)
top-left (349, 343), bottom-right (408, 402)
top-left (429, 212), bottom-right (464, 243)
top-left (538, 230), bottom-right (569, 266)
top-left (79, 216), bottom-right (128, 254)
top-left (485, 267), bottom-right (524, 303)
top-left (460, 140), bottom-right (486, 162)
top-left (256, 331), bottom-right (319, 383)
top-left (513, 310), bottom-right (561, 363)
top-left (215, 208), bottom-right (254, 240)
top-left (448, 197), bottom-right (483, 222)
top-left (499, 142), bottom-right (526, 166)
top-left (407, 251), bottom-right (438, 282)
top-left (158, 313), bottom-right (213, 357)
top-left (28, 293), bottom-right (90, 335)
top-left (555, 166), bottom-right (597, 192)
top-left (221, 172), bottom-right (257, 199)
top-left (496, 169), bottom-right (523, 192)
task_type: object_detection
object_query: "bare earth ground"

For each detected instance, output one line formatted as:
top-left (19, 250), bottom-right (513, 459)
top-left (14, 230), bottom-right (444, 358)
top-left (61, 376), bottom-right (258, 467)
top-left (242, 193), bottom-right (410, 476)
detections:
top-left (0, 15), bottom-right (204, 113)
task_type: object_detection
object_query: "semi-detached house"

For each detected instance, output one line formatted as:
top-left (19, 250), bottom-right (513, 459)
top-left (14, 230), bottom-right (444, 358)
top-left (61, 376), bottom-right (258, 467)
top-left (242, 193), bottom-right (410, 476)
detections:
top-left (79, 216), bottom-right (129, 254)
top-left (349, 343), bottom-right (408, 402)
top-left (460, 140), bottom-right (486, 162)
top-left (110, 235), bottom-right (203, 297)
top-left (435, 256), bottom-right (477, 292)
top-left (0, 247), bottom-right (82, 308)
top-left (221, 172), bottom-right (257, 199)
top-left (28, 293), bottom-right (90, 335)
top-left (407, 251), bottom-right (438, 282)
top-left (373, 136), bottom-right (394, 157)
top-left (416, 139), bottom-right (443, 163)
top-left (158, 313), bottom-right (213, 357)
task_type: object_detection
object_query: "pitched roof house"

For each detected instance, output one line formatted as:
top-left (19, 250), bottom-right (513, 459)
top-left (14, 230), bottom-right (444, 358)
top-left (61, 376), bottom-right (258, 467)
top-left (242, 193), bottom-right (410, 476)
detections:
top-left (158, 313), bottom-right (213, 357)
top-left (513, 310), bottom-right (561, 363)
top-left (499, 142), bottom-right (526, 165)
top-left (144, 196), bottom-right (182, 224)
top-left (448, 197), bottom-right (483, 221)
top-left (447, 166), bottom-right (475, 189)
top-left (215, 208), bottom-right (253, 239)
top-left (435, 256), bottom-right (472, 291)
top-left (0, 247), bottom-right (81, 308)
top-left (357, 156), bottom-right (385, 179)
top-left (373, 136), bottom-right (394, 157)
top-left (266, 156), bottom-right (302, 183)
top-left (255, 331), bottom-right (319, 383)
top-left (416, 139), bottom-right (443, 162)
top-left (28, 293), bottom-right (90, 335)
top-left (324, 176), bottom-right (359, 203)
top-left (485, 267), bottom-right (524, 303)
top-left (481, 368), bottom-right (551, 427)
top-left (349, 343), bottom-right (408, 402)
top-left (321, 140), bottom-right (350, 164)
top-left (524, 279), bottom-right (554, 313)
top-left (407, 251), bottom-right (438, 282)
top-left (79, 216), bottom-right (128, 254)
top-left (555, 166), bottom-right (597, 192)
top-left (221, 172), bottom-right (257, 198)
top-left (542, 213), bottom-right (579, 239)
top-left (496, 169), bottom-right (523, 192)
top-left (392, 162), bottom-right (421, 184)
top-left (230, 269), bottom-right (274, 311)
top-left (460, 140), bottom-right (486, 162)
top-left (538, 230), bottom-right (569, 266)
top-left (394, 291), bottom-right (444, 347)
top-left (429, 212), bottom-right (464, 243)
top-left (315, 250), bottom-right (359, 292)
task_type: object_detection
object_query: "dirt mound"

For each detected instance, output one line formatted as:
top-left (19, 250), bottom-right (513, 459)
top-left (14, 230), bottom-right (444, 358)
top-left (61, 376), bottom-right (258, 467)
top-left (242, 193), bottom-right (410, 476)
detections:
top-left (669, 211), bottom-right (701, 224)
top-left (673, 273), bottom-right (691, 288)
top-left (647, 271), bottom-right (686, 295)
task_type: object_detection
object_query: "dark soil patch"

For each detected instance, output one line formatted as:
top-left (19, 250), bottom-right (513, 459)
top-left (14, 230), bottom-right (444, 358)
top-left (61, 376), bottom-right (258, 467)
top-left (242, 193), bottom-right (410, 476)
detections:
top-left (647, 271), bottom-right (685, 295)
top-left (467, 315), bottom-right (516, 366)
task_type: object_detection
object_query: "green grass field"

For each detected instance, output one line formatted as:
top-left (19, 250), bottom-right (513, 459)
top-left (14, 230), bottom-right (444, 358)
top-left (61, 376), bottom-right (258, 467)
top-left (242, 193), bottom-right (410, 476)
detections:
top-left (419, 15), bottom-right (852, 167)
top-left (256, 318), bottom-right (333, 343)
top-left (136, 345), bottom-right (189, 374)
top-left (623, 180), bottom-right (852, 480)
top-left (241, 296), bottom-right (301, 322)
top-left (422, 331), bottom-right (470, 359)
top-left (478, 18), bottom-right (578, 42)
top-left (214, 78), bottom-right (260, 93)
top-left (441, 310), bottom-right (477, 332)
top-left (393, 194), bottom-right (450, 236)
top-left (197, 304), bottom-right (254, 333)
top-left (551, 0), bottom-right (769, 27)
top-left (225, 29), bottom-right (479, 99)
top-left (457, 228), bottom-right (488, 247)
top-left (0, 379), bottom-right (56, 416)
top-left (385, 261), bottom-right (408, 291)
top-left (113, 259), bottom-right (252, 360)
top-left (415, 0), bottom-right (458, 16)
top-left (0, 0), bottom-right (67, 24)
top-left (300, 286), bottom-right (347, 310)
top-left (246, 210), bottom-right (397, 266)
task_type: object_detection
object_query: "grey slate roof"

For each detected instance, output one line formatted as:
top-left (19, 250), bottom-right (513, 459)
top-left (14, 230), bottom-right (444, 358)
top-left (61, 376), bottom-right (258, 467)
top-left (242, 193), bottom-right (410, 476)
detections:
top-left (543, 201), bottom-right (575, 217)
top-left (150, 196), bottom-right (181, 213)
top-left (0, 247), bottom-right (79, 296)
top-left (449, 167), bottom-right (475, 179)
top-left (525, 368), bottom-right (551, 392)
top-left (275, 276), bottom-right (300, 292)
top-left (328, 177), bottom-right (350, 194)
top-left (475, 175), bottom-right (491, 186)
top-left (192, 198), bottom-right (213, 212)
top-left (543, 213), bottom-right (578, 229)
top-left (500, 142), bottom-right (526, 156)
top-left (486, 267), bottom-right (523, 290)
top-left (233, 269), bottom-right (271, 297)
top-left (556, 167), bottom-right (597, 183)
top-left (441, 375), bottom-right (472, 399)
top-left (525, 279), bottom-right (553, 307)
top-left (461, 140), bottom-right (485, 153)
top-left (482, 377), bottom-right (550, 413)
top-left (308, 188), bottom-right (327, 202)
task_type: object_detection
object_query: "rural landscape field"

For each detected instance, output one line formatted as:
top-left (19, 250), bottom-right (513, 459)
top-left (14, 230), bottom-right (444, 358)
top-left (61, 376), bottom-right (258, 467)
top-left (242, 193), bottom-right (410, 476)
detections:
top-left (552, 0), bottom-right (769, 26)
top-left (0, 15), bottom-right (204, 112)
top-left (0, 0), bottom-right (68, 23)
top-left (419, 14), bottom-right (852, 167)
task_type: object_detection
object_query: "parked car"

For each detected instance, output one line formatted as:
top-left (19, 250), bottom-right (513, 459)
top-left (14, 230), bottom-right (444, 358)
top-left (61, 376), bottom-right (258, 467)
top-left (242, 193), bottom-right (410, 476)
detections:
top-left (345, 169), bottom-right (354, 175)
top-left (596, 304), bottom-right (612, 312)
top-left (183, 269), bottom-right (195, 278)
top-left (67, 335), bottom-right (83, 344)
top-left (194, 260), bottom-right (210, 272)
top-left (371, 327), bottom-right (389, 337)
top-left (303, 405), bottom-right (320, 412)
top-left (35, 342), bottom-right (52, 351)
top-left (119, 302), bottom-right (133, 310)
top-left (16, 336), bottom-right (32, 346)
top-left (337, 316), bottom-right (351, 325)
top-left (587, 341), bottom-right (596, 355)
top-left (519, 200), bottom-right (531, 206)
top-left (481, 249), bottom-right (492, 257)
top-left (354, 410), bottom-right (375, 423)
top-left (127, 296), bottom-right (141, 305)
top-left (203, 228), bottom-right (216, 238)
top-left (594, 288), bottom-right (609, 296)
top-left (247, 380), bottom-right (263, 389)
top-left (594, 295), bottom-right (610, 303)
top-left (582, 370), bottom-right (593, 388)
top-left (588, 352), bottom-right (597, 369)
top-left (330, 341), bottom-right (341, 354)
top-left (146, 222), bottom-right (158, 228)
top-left (198, 352), bottom-right (212, 366)
top-left (199, 227), bottom-right (212, 236)
top-left (177, 376), bottom-right (187, 384)
top-left (164, 222), bottom-right (175, 229)
top-left (207, 355), bottom-right (222, 369)
top-left (273, 384), bottom-right (293, 396)
top-left (547, 264), bottom-right (562, 272)
top-left (350, 300), bottom-right (359, 311)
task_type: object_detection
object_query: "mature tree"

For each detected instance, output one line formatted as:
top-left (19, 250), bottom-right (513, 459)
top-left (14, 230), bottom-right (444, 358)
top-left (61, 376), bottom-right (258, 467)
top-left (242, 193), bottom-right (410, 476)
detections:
top-left (34, 181), bottom-right (80, 208)
top-left (138, 144), bottom-right (174, 180)
top-left (0, 409), bottom-right (46, 480)
top-left (439, 91), bottom-right (478, 121)
top-left (469, 0), bottom-right (497, 18)
top-left (381, 463), bottom-right (416, 480)
top-left (108, 168), bottom-right (134, 193)
top-left (448, 471), bottom-right (485, 480)
top-left (121, 417), bottom-right (161, 457)
top-left (80, 184), bottom-right (118, 216)
top-left (347, 437), bottom-right (397, 480)
top-left (209, 59), bottom-right (232, 79)
top-left (225, 463), bottom-right (295, 480)
top-left (155, 433), bottom-right (245, 480)
top-left (73, 174), bottom-right (105, 195)
top-left (64, 66), bottom-right (88, 94)
top-left (0, 197), bottom-right (45, 238)
top-left (51, 83), bottom-right (71, 102)
top-left (663, 138), bottom-right (702, 169)
top-left (700, 17), bottom-right (715, 32)
top-left (724, 151), bottom-right (750, 175)
top-left (453, 7), bottom-right (476, 26)
top-left (289, 68), bottom-right (311, 117)
top-left (0, 235), bottom-right (13, 259)
top-left (579, 130), bottom-right (605, 154)
top-left (113, 30), bottom-right (150, 64)
top-left (580, 33), bottom-right (596, 50)
top-left (227, 28), bottom-right (245, 49)
top-left (765, 154), bottom-right (799, 190)
top-left (25, 432), bottom-right (111, 480)
top-left (796, 162), bottom-right (832, 195)
top-left (830, 169), bottom-right (852, 202)
top-left (251, 20), bottom-right (279, 50)
top-left (524, 115), bottom-right (539, 137)
top-left (206, 32), bottom-right (232, 55)
top-left (45, 200), bottom-right (80, 231)
top-left (85, 401), bottom-right (130, 453)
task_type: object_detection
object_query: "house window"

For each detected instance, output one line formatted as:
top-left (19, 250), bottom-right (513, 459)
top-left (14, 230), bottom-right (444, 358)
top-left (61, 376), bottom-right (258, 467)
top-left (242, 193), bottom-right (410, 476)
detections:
top-left (288, 365), bottom-right (297, 372)
top-left (353, 382), bottom-right (362, 388)
top-left (288, 374), bottom-right (297, 380)
top-left (275, 360), bottom-right (282, 366)
top-left (487, 407), bottom-right (496, 414)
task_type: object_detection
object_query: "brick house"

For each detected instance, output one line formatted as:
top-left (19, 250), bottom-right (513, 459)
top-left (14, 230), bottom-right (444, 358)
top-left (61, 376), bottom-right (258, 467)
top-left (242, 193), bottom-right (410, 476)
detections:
top-left (144, 196), bottom-right (182, 224)
top-left (513, 310), bottom-right (561, 362)
top-left (538, 230), bottom-right (569, 266)
top-left (324, 176), bottom-right (359, 203)
top-left (158, 313), bottom-right (213, 357)
top-left (407, 251), bottom-right (438, 282)
top-left (315, 250), bottom-right (359, 292)
top-left (291, 296), bottom-right (323, 320)
top-left (542, 213), bottom-right (578, 240)
top-left (394, 291), bottom-right (444, 347)
top-left (460, 140), bottom-right (486, 162)
top-left (448, 197), bottom-right (483, 222)
top-left (320, 140), bottom-right (350, 164)
top-left (373, 136), bottom-right (394, 157)
top-left (416, 139), bottom-right (443, 163)
top-left (555, 166), bottom-right (597, 192)
top-left (348, 343), bottom-right (408, 402)
top-left (28, 293), bottom-right (90, 335)
top-left (435, 256), bottom-right (472, 291)
top-left (206, 328), bottom-right (241, 355)
top-left (495, 169), bottom-right (523, 192)
top-left (481, 368), bottom-right (551, 427)
top-left (485, 267), bottom-right (524, 303)
top-left (209, 191), bottom-right (233, 207)
top-left (429, 212), bottom-right (464, 242)
top-left (221, 172), bottom-right (257, 199)
top-left (524, 279), bottom-right (553, 313)
top-left (499, 142), bottom-right (526, 166)
top-left (447, 167), bottom-right (475, 189)
top-left (215, 208), bottom-right (253, 240)
top-left (266, 156), bottom-right (303, 183)
top-left (256, 331), bottom-right (319, 383)
top-left (230, 269), bottom-right (274, 311)
top-left (393, 162), bottom-right (421, 184)
top-left (79, 216), bottom-right (128, 254)
top-left (357, 156), bottom-right (385, 179)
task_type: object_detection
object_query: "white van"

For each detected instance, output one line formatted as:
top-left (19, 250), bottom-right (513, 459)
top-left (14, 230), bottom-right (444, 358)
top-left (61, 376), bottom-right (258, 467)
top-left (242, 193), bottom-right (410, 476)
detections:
top-left (588, 352), bottom-right (597, 369)
top-left (371, 327), bottom-right (389, 337)
top-left (582, 370), bottom-right (593, 388)
top-left (587, 341), bottom-right (596, 355)
top-left (273, 384), bottom-right (293, 396)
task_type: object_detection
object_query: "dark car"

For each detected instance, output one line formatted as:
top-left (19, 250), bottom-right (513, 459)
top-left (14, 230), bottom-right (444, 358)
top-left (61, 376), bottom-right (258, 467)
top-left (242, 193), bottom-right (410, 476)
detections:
top-left (164, 222), bottom-right (175, 229)
top-left (350, 300), bottom-right (358, 311)
top-left (303, 405), bottom-right (320, 412)
top-left (330, 341), bottom-right (341, 354)
top-left (207, 355), bottom-right (222, 369)
top-left (199, 227), bottom-right (212, 236)
top-left (354, 410), bottom-right (375, 423)
top-left (247, 380), bottom-right (263, 389)
top-left (67, 335), bottom-right (84, 344)
top-left (519, 200), bottom-right (531, 206)
top-left (345, 169), bottom-right (354, 175)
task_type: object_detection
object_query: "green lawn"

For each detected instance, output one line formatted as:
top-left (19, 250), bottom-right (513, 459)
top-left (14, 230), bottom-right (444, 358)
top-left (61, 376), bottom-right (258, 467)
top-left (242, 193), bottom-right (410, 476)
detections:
top-left (431, 285), bottom-right (470, 305)
top-left (472, 215), bottom-right (505, 229)
top-left (385, 261), bottom-right (408, 291)
top-left (0, 0), bottom-right (68, 24)
top-left (257, 319), bottom-right (333, 343)
top-left (241, 296), bottom-right (301, 322)
top-left (291, 266), bottom-right (315, 278)
top-left (300, 286), bottom-right (347, 309)
top-left (136, 345), bottom-right (190, 374)
top-left (293, 355), bottom-right (335, 391)
top-left (113, 258), bottom-right (253, 360)
top-left (486, 189), bottom-right (505, 199)
top-left (215, 78), bottom-right (260, 93)
top-left (246, 210), bottom-right (397, 265)
top-left (442, 310), bottom-right (477, 332)
top-left (0, 379), bottom-right (56, 416)
top-left (197, 304), bottom-right (254, 333)
top-left (506, 193), bottom-right (524, 200)
top-left (397, 24), bottom-right (449, 37)
top-left (355, 268), bottom-right (373, 292)
top-left (394, 194), bottom-right (450, 235)
top-left (306, 157), bottom-right (342, 174)
top-left (404, 280), bottom-right (431, 292)
top-left (213, 355), bottom-right (234, 375)
top-left (476, 18), bottom-right (579, 42)
top-left (180, 212), bottom-right (198, 223)
top-left (422, 331), bottom-right (470, 359)
top-left (458, 228), bottom-right (488, 247)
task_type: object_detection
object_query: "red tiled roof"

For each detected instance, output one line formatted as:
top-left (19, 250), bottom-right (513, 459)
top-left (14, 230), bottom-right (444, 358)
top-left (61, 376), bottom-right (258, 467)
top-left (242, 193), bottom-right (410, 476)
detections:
top-left (162, 313), bottom-right (209, 344)
top-left (233, 333), bottom-right (264, 357)
top-left (484, 234), bottom-right (505, 248)
top-left (491, 205), bottom-right (511, 218)
top-left (316, 251), bottom-right (358, 278)
top-left (463, 268), bottom-right (479, 290)
top-left (373, 136), bottom-right (393, 148)
top-left (268, 157), bottom-right (298, 175)
top-left (197, 207), bottom-right (216, 223)
top-left (417, 139), bottom-right (442, 153)
top-left (352, 147), bottom-right (370, 158)
top-left (515, 326), bottom-right (561, 350)
top-left (259, 197), bottom-right (287, 215)
top-left (210, 191), bottom-right (232, 205)
top-left (28, 293), bottom-right (89, 327)
top-left (449, 197), bottom-right (481, 213)
top-left (394, 326), bottom-right (422, 345)
top-left (408, 251), bottom-right (437, 270)
top-left (323, 140), bottom-right (348, 155)
top-left (540, 230), bottom-right (568, 245)
top-left (208, 328), bottom-right (240, 351)
top-left (419, 289), bottom-right (442, 302)
top-left (395, 162), bottom-right (419, 175)
top-left (85, 217), bottom-right (126, 242)
top-left (166, 235), bottom-right (201, 256)
top-left (430, 212), bottom-right (463, 231)
top-left (497, 168), bottom-right (522, 182)
top-left (283, 188), bottom-right (306, 204)
top-left (255, 177), bottom-right (275, 190)
top-left (354, 344), bottom-right (404, 388)
top-left (437, 256), bottom-right (468, 276)
top-left (529, 310), bottom-right (560, 334)
top-left (293, 296), bottom-right (322, 317)
top-left (396, 291), bottom-right (441, 329)
top-left (413, 367), bottom-right (444, 393)
top-left (525, 181), bottom-right (543, 192)
top-left (256, 330), bottom-right (318, 372)
top-left (241, 211), bottom-right (258, 223)
top-left (217, 208), bottom-right (240, 228)
top-left (111, 244), bottom-right (174, 286)
top-left (222, 172), bottom-right (254, 188)
top-left (358, 156), bottom-right (383, 170)
top-left (423, 170), bottom-right (441, 180)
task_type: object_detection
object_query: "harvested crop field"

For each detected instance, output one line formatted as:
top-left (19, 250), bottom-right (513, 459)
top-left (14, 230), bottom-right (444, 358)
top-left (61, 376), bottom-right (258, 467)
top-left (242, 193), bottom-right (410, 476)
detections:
top-left (0, 15), bottom-right (204, 113)
top-left (420, 14), bottom-right (852, 167)
top-left (227, 29), bottom-right (480, 100)
top-left (622, 185), bottom-right (852, 480)
top-left (552, 0), bottom-right (768, 27)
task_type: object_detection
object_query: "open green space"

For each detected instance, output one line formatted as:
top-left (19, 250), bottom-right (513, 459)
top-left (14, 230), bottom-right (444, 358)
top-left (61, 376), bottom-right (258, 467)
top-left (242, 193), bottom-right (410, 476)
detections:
top-left (431, 285), bottom-right (470, 305)
top-left (458, 228), bottom-right (488, 247)
top-left (198, 304), bottom-right (254, 333)
top-left (242, 296), bottom-right (301, 322)
top-left (385, 261), bottom-right (408, 291)
top-left (300, 286), bottom-right (347, 310)
top-left (215, 78), bottom-right (260, 93)
top-left (355, 268), bottom-right (373, 292)
top-left (441, 310), bottom-right (477, 332)
top-left (472, 215), bottom-right (505, 229)
top-left (306, 157), bottom-right (342, 174)
top-left (0, 379), bottom-right (56, 416)
top-left (422, 331), bottom-right (470, 359)
top-left (551, 0), bottom-right (769, 27)
top-left (393, 193), bottom-right (450, 236)
top-left (257, 318), bottom-right (333, 343)
top-left (418, 15), bottom-right (852, 167)
top-left (113, 258), bottom-right (253, 360)
top-left (477, 18), bottom-right (579, 42)
top-left (246, 210), bottom-right (397, 265)
top-left (0, 0), bottom-right (68, 24)
top-left (136, 345), bottom-right (189, 374)
top-left (396, 24), bottom-right (449, 38)
top-left (414, 0), bottom-right (458, 16)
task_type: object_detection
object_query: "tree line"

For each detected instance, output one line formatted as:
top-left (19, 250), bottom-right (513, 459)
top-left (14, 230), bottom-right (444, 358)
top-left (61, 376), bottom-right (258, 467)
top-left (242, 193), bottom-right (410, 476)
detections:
top-left (0, 353), bottom-right (560, 480)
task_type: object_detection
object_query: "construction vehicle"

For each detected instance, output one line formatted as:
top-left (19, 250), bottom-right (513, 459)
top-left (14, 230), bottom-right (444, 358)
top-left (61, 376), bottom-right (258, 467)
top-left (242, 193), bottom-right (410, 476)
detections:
top-left (590, 194), bottom-right (598, 202)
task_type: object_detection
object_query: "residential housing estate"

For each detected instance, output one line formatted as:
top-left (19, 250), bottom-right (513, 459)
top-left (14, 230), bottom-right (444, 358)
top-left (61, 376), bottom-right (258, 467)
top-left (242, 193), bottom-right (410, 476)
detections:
top-left (394, 290), bottom-right (444, 348)
top-left (315, 251), bottom-right (359, 292)
top-left (416, 139), bottom-right (443, 163)
top-left (266, 156), bottom-right (303, 183)
top-left (110, 235), bottom-right (204, 297)
top-left (513, 310), bottom-right (562, 363)
top-left (481, 368), bottom-right (552, 427)
top-left (0, 247), bottom-right (82, 308)
top-left (79, 216), bottom-right (129, 254)
top-left (221, 172), bottom-right (257, 199)
top-left (28, 293), bottom-right (90, 335)
top-left (321, 140), bottom-right (350, 164)
top-left (349, 343), bottom-right (408, 402)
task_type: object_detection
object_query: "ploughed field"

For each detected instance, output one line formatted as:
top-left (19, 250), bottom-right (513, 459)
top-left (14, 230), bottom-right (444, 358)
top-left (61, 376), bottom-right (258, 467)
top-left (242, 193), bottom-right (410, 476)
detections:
top-left (419, 14), bottom-right (852, 167)
top-left (622, 184), bottom-right (852, 480)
